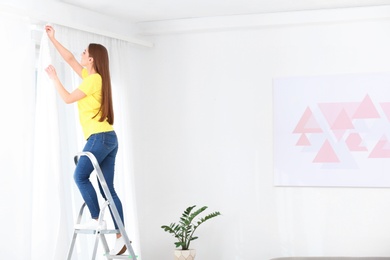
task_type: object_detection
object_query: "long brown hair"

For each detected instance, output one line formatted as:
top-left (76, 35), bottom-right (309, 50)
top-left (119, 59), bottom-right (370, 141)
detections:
top-left (88, 43), bottom-right (114, 125)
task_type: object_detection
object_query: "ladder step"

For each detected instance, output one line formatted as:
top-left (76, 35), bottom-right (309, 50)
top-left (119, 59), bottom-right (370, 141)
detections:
top-left (104, 254), bottom-right (138, 259)
top-left (74, 229), bottom-right (119, 235)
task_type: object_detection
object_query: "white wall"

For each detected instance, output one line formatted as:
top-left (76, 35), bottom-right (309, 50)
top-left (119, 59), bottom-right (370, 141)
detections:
top-left (129, 7), bottom-right (390, 260)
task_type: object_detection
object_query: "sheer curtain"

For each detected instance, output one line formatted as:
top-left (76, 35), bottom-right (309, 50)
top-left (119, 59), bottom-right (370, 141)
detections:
top-left (31, 25), bottom-right (141, 259)
top-left (31, 30), bottom-right (71, 259)
top-left (0, 12), bottom-right (35, 260)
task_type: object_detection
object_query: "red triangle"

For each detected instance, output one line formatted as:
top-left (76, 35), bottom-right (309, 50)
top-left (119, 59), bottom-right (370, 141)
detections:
top-left (296, 134), bottom-right (311, 146)
top-left (353, 95), bottom-right (380, 119)
top-left (368, 136), bottom-right (390, 158)
top-left (313, 140), bottom-right (340, 163)
top-left (331, 109), bottom-right (354, 130)
top-left (293, 107), bottom-right (323, 133)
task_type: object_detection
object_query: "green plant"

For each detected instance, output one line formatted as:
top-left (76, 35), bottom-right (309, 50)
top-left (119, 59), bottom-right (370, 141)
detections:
top-left (161, 205), bottom-right (221, 250)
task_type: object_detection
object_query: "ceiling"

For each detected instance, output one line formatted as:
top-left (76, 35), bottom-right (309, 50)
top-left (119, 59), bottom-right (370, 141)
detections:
top-left (60, 0), bottom-right (390, 23)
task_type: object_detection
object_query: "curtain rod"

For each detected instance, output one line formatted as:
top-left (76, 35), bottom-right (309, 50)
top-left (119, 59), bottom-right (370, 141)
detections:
top-left (43, 22), bottom-right (154, 48)
top-left (0, 4), bottom-right (154, 48)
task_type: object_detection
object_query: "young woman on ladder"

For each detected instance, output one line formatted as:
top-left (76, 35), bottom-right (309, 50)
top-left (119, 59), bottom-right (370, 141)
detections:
top-left (44, 25), bottom-right (127, 255)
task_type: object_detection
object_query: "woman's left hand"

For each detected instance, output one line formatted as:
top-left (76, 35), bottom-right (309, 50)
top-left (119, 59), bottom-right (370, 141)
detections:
top-left (45, 25), bottom-right (55, 40)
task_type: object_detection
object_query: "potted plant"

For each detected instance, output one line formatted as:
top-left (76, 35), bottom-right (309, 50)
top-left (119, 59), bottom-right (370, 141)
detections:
top-left (161, 205), bottom-right (221, 260)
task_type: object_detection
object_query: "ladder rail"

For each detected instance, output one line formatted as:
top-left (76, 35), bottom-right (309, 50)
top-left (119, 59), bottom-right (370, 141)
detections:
top-left (66, 202), bottom-right (87, 260)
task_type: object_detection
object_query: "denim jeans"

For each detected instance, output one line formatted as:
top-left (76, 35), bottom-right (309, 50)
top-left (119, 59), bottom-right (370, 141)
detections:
top-left (74, 130), bottom-right (124, 229)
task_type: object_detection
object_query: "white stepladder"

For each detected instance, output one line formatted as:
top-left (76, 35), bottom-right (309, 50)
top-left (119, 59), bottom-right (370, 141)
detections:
top-left (66, 151), bottom-right (137, 260)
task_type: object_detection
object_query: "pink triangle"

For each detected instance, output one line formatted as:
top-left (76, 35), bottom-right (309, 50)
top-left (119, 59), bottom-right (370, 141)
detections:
top-left (380, 102), bottom-right (390, 122)
top-left (293, 107), bottom-right (323, 133)
top-left (319, 103), bottom-right (359, 130)
top-left (331, 109), bottom-right (355, 130)
top-left (352, 95), bottom-right (380, 119)
top-left (345, 133), bottom-right (367, 151)
top-left (313, 140), bottom-right (340, 163)
top-left (296, 134), bottom-right (311, 146)
top-left (368, 135), bottom-right (390, 158)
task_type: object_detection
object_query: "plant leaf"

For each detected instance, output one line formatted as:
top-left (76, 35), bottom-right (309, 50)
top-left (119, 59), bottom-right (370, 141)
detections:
top-left (161, 206), bottom-right (221, 251)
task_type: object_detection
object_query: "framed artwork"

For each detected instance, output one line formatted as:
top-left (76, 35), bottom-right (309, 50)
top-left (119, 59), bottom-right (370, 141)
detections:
top-left (273, 72), bottom-right (390, 187)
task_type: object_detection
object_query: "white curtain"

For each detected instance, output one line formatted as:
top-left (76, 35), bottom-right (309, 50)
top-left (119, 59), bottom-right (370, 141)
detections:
top-left (0, 11), bottom-right (140, 260)
top-left (31, 24), bottom-right (141, 260)
top-left (0, 13), bottom-right (35, 260)
top-left (31, 30), bottom-right (70, 259)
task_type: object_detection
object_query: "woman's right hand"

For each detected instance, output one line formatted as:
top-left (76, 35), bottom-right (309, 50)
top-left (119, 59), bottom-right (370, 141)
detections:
top-left (45, 65), bottom-right (58, 80)
top-left (45, 25), bottom-right (55, 39)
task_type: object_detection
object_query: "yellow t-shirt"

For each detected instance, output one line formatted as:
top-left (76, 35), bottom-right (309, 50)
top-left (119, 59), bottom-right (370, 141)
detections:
top-left (78, 68), bottom-right (113, 140)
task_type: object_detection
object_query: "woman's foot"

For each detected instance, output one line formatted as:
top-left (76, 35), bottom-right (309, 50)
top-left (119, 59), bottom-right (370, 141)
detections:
top-left (110, 236), bottom-right (127, 255)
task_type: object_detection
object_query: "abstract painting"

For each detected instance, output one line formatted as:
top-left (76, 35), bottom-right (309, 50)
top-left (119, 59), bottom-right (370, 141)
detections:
top-left (273, 72), bottom-right (390, 187)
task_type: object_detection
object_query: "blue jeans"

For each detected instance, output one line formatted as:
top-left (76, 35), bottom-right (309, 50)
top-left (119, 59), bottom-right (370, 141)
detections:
top-left (74, 131), bottom-right (124, 229)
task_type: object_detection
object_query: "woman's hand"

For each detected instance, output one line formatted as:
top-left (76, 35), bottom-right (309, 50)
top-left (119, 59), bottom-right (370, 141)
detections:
top-left (45, 65), bottom-right (58, 80)
top-left (45, 25), bottom-right (55, 39)
top-left (45, 65), bottom-right (86, 104)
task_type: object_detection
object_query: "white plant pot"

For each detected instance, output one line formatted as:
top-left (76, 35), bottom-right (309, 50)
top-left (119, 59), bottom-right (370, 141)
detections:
top-left (174, 249), bottom-right (196, 260)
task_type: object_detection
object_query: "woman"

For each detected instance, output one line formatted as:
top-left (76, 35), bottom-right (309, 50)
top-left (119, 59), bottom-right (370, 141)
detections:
top-left (44, 25), bottom-right (126, 255)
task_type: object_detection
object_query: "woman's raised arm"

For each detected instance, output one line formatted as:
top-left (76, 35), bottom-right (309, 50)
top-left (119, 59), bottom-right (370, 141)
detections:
top-left (45, 25), bottom-right (83, 78)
